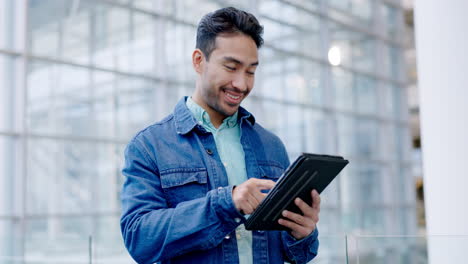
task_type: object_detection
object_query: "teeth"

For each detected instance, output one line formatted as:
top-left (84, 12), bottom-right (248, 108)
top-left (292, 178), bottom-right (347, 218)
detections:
top-left (226, 93), bottom-right (240, 99)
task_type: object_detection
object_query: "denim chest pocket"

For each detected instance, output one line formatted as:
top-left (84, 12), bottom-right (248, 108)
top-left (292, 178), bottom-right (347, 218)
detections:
top-left (160, 168), bottom-right (209, 207)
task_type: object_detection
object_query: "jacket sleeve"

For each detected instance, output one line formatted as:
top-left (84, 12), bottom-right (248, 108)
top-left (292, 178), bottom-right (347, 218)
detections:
top-left (281, 228), bottom-right (319, 264)
top-left (120, 138), bottom-right (244, 264)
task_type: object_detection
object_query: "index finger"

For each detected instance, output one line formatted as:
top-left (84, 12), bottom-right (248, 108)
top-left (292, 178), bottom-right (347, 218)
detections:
top-left (252, 178), bottom-right (276, 190)
top-left (311, 189), bottom-right (321, 210)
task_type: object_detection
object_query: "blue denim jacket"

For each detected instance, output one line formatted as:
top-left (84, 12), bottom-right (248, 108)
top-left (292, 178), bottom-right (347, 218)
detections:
top-left (121, 97), bottom-right (319, 264)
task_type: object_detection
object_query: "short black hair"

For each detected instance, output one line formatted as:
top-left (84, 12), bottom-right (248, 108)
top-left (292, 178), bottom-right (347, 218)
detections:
top-left (196, 7), bottom-right (264, 60)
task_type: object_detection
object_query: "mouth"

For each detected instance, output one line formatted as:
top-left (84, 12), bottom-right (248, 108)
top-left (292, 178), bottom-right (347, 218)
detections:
top-left (222, 89), bottom-right (244, 105)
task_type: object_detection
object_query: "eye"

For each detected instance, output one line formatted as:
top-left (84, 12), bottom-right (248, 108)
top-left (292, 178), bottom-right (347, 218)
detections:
top-left (247, 71), bottom-right (255, 76)
top-left (224, 65), bottom-right (236, 71)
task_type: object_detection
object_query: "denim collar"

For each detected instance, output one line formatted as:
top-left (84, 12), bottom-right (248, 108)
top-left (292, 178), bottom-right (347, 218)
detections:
top-left (186, 97), bottom-right (239, 130)
top-left (174, 96), bottom-right (255, 135)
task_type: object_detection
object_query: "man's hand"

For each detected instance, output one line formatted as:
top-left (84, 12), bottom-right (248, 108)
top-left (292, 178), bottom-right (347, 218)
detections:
top-left (278, 190), bottom-right (321, 240)
top-left (232, 178), bottom-right (275, 215)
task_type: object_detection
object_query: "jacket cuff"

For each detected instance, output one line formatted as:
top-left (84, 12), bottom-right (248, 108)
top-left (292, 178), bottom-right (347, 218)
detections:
top-left (212, 185), bottom-right (246, 229)
top-left (282, 228), bottom-right (319, 264)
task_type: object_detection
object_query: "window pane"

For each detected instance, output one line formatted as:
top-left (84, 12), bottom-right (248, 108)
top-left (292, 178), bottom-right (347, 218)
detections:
top-left (355, 118), bottom-right (379, 158)
top-left (396, 126), bottom-right (412, 162)
top-left (0, 136), bottom-right (18, 216)
top-left (28, 0), bottom-right (92, 64)
top-left (93, 4), bottom-right (159, 75)
top-left (260, 2), bottom-right (322, 58)
top-left (27, 60), bottom-right (92, 137)
top-left (175, 0), bottom-right (224, 25)
top-left (362, 208), bottom-right (390, 234)
top-left (259, 54), bottom-right (324, 105)
top-left (27, 60), bottom-right (165, 140)
top-left (257, 100), bottom-right (283, 137)
top-left (304, 109), bottom-right (331, 153)
top-left (355, 75), bottom-right (377, 115)
top-left (281, 104), bottom-right (304, 156)
top-left (0, 220), bottom-right (21, 261)
top-left (328, 0), bottom-right (374, 27)
top-left (337, 115), bottom-right (380, 158)
top-left (132, 0), bottom-right (172, 15)
top-left (0, 55), bottom-right (19, 132)
top-left (163, 21), bottom-right (197, 82)
top-left (332, 68), bottom-right (354, 112)
top-left (359, 163), bottom-right (386, 205)
top-left (25, 217), bottom-right (91, 263)
top-left (383, 43), bottom-right (402, 80)
top-left (256, 49), bottom-right (285, 101)
top-left (329, 21), bottom-right (376, 73)
top-left (0, 0), bottom-right (23, 51)
top-left (27, 139), bottom-right (122, 214)
top-left (336, 114), bottom-right (355, 156)
top-left (94, 216), bottom-right (135, 263)
top-left (382, 3), bottom-right (400, 40)
top-left (381, 123), bottom-right (398, 161)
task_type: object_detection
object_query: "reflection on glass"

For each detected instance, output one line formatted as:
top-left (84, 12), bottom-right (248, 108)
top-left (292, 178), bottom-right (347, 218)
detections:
top-left (328, 45), bottom-right (342, 66)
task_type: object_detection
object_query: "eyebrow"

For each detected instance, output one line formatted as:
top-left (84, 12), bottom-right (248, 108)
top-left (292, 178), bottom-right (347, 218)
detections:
top-left (223, 56), bottom-right (259, 67)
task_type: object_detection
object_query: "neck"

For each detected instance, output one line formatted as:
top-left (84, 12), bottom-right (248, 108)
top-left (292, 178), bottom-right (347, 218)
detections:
top-left (190, 95), bottom-right (225, 129)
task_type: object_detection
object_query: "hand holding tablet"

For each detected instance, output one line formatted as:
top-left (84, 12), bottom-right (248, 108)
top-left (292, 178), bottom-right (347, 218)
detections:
top-left (245, 153), bottom-right (349, 231)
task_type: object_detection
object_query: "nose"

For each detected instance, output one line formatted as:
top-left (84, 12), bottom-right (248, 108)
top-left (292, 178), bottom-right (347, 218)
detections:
top-left (231, 72), bottom-right (249, 92)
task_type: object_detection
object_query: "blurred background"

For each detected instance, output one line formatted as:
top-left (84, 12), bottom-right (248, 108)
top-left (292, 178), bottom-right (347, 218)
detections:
top-left (0, 0), bottom-right (429, 263)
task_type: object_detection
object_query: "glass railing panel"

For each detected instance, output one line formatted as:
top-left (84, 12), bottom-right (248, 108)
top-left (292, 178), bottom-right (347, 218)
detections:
top-left (348, 235), bottom-right (428, 264)
top-left (307, 235), bottom-right (349, 263)
top-left (92, 233), bottom-right (135, 264)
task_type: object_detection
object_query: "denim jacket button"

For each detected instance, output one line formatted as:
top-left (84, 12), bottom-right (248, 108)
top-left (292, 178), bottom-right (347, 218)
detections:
top-left (234, 218), bottom-right (241, 223)
top-left (225, 235), bottom-right (231, 239)
top-left (206, 149), bottom-right (213, 155)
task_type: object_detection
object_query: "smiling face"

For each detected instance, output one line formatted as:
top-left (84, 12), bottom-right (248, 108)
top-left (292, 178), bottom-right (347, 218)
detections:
top-left (192, 33), bottom-right (259, 127)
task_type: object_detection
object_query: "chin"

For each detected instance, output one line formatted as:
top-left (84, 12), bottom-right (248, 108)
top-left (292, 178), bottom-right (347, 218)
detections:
top-left (223, 104), bottom-right (241, 115)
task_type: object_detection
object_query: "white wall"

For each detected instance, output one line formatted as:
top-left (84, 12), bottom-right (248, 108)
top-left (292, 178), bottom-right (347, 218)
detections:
top-left (414, 0), bottom-right (468, 263)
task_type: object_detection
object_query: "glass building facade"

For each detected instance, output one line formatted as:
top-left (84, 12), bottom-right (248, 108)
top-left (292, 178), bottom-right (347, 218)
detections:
top-left (0, 0), bottom-right (416, 263)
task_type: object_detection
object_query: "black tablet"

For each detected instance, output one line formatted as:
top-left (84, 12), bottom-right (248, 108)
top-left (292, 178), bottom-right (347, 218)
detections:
top-left (244, 153), bottom-right (349, 231)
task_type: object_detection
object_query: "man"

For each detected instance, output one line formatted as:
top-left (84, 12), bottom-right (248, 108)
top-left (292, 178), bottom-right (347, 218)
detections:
top-left (121, 7), bottom-right (320, 264)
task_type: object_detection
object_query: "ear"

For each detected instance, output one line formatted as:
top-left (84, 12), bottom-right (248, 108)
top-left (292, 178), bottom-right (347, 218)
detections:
top-left (192, 49), bottom-right (205, 74)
